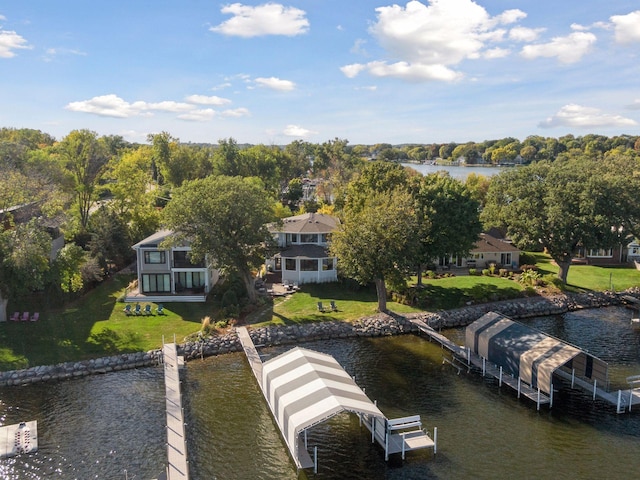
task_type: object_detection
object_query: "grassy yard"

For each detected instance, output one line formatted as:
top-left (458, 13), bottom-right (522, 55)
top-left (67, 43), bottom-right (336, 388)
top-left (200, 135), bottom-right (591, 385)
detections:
top-left (2, 253), bottom-right (640, 371)
top-left (0, 275), bottom-right (216, 370)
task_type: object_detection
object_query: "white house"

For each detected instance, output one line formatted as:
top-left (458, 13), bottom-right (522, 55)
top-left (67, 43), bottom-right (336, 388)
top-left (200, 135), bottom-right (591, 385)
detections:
top-left (439, 233), bottom-right (520, 270)
top-left (126, 230), bottom-right (219, 302)
top-left (266, 213), bottom-right (339, 285)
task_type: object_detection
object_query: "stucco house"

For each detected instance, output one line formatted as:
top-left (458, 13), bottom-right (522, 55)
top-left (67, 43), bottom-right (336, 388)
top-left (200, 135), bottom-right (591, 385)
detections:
top-left (265, 213), bottom-right (339, 285)
top-left (439, 233), bottom-right (520, 270)
top-left (126, 230), bottom-right (219, 302)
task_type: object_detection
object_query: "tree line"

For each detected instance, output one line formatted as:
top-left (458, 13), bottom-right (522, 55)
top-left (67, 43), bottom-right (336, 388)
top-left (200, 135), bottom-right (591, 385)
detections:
top-left (1, 126), bottom-right (640, 319)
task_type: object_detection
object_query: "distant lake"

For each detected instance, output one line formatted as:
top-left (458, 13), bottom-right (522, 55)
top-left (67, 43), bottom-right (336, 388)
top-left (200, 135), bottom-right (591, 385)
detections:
top-left (402, 162), bottom-right (507, 180)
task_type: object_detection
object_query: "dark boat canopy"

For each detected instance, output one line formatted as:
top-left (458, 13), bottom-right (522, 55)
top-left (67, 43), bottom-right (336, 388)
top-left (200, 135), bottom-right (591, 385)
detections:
top-left (465, 312), bottom-right (608, 395)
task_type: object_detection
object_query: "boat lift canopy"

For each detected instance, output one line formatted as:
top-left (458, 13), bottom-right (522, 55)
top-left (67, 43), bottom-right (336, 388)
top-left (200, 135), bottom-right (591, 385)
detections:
top-left (465, 312), bottom-right (608, 396)
top-left (261, 346), bottom-right (385, 468)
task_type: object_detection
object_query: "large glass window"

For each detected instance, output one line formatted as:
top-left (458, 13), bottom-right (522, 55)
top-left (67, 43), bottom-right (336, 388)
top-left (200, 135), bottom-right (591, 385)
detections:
top-left (300, 259), bottom-right (318, 271)
top-left (287, 233), bottom-right (298, 244)
top-left (322, 258), bottom-right (334, 271)
top-left (500, 253), bottom-right (512, 265)
top-left (321, 233), bottom-right (331, 243)
top-left (285, 258), bottom-right (296, 270)
top-left (142, 274), bottom-right (170, 293)
top-left (144, 250), bottom-right (166, 264)
top-left (175, 271), bottom-right (205, 291)
top-left (588, 248), bottom-right (613, 257)
top-left (173, 250), bottom-right (204, 268)
top-left (300, 233), bottom-right (318, 243)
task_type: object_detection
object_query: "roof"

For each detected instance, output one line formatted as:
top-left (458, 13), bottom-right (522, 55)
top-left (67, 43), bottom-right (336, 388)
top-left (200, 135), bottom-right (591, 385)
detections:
top-left (465, 312), bottom-right (608, 395)
top-left (131, 229), bottom-right (174, 249)
top-left (270, 213), bottom-right (339, 235)
top-left (261, 347), bottom-right (384, 468)
top-left (278, 244), bottom-right (331, 259)
top-left (472, 233), bottom-right (520, 254)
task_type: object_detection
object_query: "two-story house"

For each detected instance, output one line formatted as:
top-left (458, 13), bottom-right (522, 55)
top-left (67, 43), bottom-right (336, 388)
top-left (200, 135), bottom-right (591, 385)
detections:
top-left (266, 213), bottom-right (339, 285)
top-left (127, 230), bottom-right (219, 302)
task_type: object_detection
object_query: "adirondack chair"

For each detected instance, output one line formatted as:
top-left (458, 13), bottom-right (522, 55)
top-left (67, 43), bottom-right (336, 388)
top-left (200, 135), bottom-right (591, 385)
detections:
top-left (133, 304), bottom-right (142, 315)
top-left (156, 304), bottom-right (165, 315)
top-left (317, 302), bottom-right (325, 312)
top-left (21, 312), bottom-right (30, 321)
top-left (123, 304), bottom-right (132, 315)
top-left (330, 300), bottom-right (338, 312)
top-left (30, 312), bottom-right (39, 322)
top-left (143, 304), bottom-right (153, 315)
top-left (10, 311), bottom-right (20, 321)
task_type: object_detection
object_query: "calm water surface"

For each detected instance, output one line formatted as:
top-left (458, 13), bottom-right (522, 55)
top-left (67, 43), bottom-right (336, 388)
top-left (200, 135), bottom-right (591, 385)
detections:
top-left (401, 162), bottom-right (507, 180)
top-left (2, 306), bottom-right (640, 479)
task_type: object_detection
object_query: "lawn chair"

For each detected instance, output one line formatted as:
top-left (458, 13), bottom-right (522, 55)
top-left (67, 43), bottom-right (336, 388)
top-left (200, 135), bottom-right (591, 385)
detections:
top-left (330, 300), bottom-right (338, 312)
top-left (123, 304), bottom-right (132, 315)
top-left (156, 304), bottom-right (165, 315)
top-left (30, 312), bottom-right (39, 322)
top-left (21, 312), bottom-right (29, 322)
top-left (133, 304), bottom-right (142, 316)
top-left (10, 311), bottom-right (20, 321)
top-left (143, 304), bottom-right (153, 315)
top-left (317, 302), bottom-right (325, 312)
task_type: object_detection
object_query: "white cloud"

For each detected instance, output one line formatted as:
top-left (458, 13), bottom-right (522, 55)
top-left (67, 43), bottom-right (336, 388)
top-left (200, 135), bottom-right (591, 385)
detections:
top-left (611, 10), bottom-right (640, 44)
top-left (184, 94), bottom-right (231, 106)
top-left (626, 99), bottom-right (640, 110)
top-left (342, 0), bottom-right (527, 82)
top-left (483, 47), bottom-right (510, 59)
top-left (178, 109), bottom-right (216, 121)
top-left (254, 76), bottom-right (296, 91)
top-left (221, 107), bottom-right (250, 117)
top-left (539, 104), bottom-right (637, 129)
top-left (66, 94), bottom-right (193, 118)
top-left (211, 3), bottom-right (309, 38)
top-left (0, 28), bottom-right (31, 58)
top-left (520, 31), bottom-right (596, 64)
top-left (509, 26), bottom-right (545, 42)
top-left (43, 47), bottom-right (87, 62)
top-left (283, 124), bottom-right (317, 138)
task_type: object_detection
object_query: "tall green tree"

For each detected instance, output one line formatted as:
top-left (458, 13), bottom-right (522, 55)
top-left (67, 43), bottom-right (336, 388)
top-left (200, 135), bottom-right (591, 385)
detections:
top-left (0, 220), bottom-right (51, 321)
top-left (162, 176), bottom-right (276, 303)
top-left (482, 159), bottom-right (601, 283)
top-left (330, 189), bottom-right (416, 312)
top-left (58, 129), bottom-right (110, 231)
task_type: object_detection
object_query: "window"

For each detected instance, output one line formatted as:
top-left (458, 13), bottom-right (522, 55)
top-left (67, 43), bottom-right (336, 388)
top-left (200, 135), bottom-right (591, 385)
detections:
top-left (287, 233), bottom-right (298, 244)
top-left (500, 253), bottom-right (512, 265)
top-left (321, 233), bottom-right (331, 243)
top-left (144, 250), bottom-right (166, 264)
top-left (173, 250), bottom-right (204, 268)
top-left (300, 233), bottom-right (318, 243)
top-left (588, 248), bottom-right (613, 257)
top-left (300, 259), bottom-right (318, 271)
top-left (142, 274), bottom-right (170, 293)
top-left (285, 258), bottom-right (296, 270)
top-left (175, 271), bottom-right (205, 290)
top-left (322, 258), bottom-right (334, 271)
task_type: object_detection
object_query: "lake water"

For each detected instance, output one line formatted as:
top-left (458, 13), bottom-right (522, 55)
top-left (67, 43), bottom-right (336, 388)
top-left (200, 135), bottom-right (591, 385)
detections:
top-left (402, 162), bottom-right (507, 180)
top-left (2, 306), bottom-right (640, 479)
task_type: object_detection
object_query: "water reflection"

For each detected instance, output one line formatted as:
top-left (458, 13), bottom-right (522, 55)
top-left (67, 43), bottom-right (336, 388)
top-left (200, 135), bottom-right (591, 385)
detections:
top-left (1, 306), bottom-right (639, 479)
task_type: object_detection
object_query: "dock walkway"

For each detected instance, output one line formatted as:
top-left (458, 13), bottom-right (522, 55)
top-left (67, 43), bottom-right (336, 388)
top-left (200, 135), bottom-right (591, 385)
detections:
top-left (162, 342), bottom-right (189, 480)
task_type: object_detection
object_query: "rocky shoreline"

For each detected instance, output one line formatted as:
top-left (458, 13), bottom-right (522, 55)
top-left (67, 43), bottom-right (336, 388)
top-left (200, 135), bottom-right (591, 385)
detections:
top-left (1, 290), bottom-right (636, 387)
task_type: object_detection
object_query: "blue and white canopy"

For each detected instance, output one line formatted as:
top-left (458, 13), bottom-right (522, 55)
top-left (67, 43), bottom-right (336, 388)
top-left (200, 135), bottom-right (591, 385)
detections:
top-left (465, 311), bottom-right (608, 395)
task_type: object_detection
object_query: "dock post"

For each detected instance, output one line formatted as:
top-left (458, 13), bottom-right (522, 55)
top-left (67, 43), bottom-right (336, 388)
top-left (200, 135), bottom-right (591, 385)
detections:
top-left (550, 384), bottom-right (553, 408)
top-left (433, 427), bottom-right (437, 454)
top-left (571, 369), bottom-right (575, 388)
top-left (517, 377), bottom-right (521, 398)
top-left (593, 380), bottom-right (597, 401)
top-left (304, 429), bottom-right (308, 449)
top-left (482, 357), bottom-right (486, 377)
top-left (314, 446), bottom-right (318, 474)
top-left (617, 390), bottom-right (622, 413)
top-left (630, 390), bottom-right (633, 412)
top-left (385, 431), bottom-right (389, 461)
top-left (371, 416), bottom-right (375, 443)
top-left (467, 347), bottom-right (470, 366)
top-left (499, 366), bottom-right (503, 387)
top-left (537, 388), bottom-right (541, 411)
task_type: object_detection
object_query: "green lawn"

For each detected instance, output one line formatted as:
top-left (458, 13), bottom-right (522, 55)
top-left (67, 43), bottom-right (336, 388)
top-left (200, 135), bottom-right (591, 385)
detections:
top-left (0, 275), bottom-right (216, 370)
top-left (3, 253), bottom-right (640, 371)
top-left (531, 252), bottom-right (640, 292)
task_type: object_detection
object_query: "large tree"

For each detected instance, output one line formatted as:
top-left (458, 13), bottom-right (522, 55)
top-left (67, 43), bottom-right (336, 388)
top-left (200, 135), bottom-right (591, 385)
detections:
top-left (162, 175), bottom-right (276, 303)
top-left (58, 129), bottom-right (110, 231)
top-left (330, 189), bottom-right (416, 312)
top-left (482, 158), bottom-right (613, 283)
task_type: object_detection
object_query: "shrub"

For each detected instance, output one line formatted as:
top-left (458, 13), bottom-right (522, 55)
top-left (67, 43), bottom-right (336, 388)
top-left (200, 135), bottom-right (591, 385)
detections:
top-left (468, 268), bottom-right (477, 276)
top-left (482, 269), bottom-right (491, 276)
top-left (499, 268), bottom-right (508, 277)
top-left (519, 252), bottom-right (538, 266)
top-left (489, 263), bottom-right (497, 275)
top-left (425, 270), bottom-right (437, 279)
top-left (519, 269), bottom-right (541, 286)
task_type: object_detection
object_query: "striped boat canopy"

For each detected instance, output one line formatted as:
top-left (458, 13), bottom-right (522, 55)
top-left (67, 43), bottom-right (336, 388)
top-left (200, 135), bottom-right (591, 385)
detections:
top-left (261, 346), bottom-right (385, 468)
top-left (465, 312), bottom-right (608, 396)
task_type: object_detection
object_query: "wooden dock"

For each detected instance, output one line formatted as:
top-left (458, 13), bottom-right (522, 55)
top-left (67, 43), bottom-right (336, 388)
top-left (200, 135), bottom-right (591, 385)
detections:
top-left (0, 420), bottom-right (37, 459)
top-left (162, 343), bottom-right (189, 480)
top-left (411, 319), bottom-right (551, 408)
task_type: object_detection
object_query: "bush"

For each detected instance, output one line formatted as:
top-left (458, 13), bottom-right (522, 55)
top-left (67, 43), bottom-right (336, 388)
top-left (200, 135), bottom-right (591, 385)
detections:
top-left (489, 263), bottom-right (497, 275)
top-left (519, 252), bottom-right (538, 266)
top-left (468, 268), bottom-right (477, 276)
top-left (482, 269), bottom-right (491, 276)
top-left (499, 268), bottom-right (508, 277)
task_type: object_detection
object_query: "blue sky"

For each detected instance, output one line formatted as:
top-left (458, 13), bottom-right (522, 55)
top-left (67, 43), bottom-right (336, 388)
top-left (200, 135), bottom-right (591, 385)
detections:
top-left (1, 1), bottom-right (639, 145)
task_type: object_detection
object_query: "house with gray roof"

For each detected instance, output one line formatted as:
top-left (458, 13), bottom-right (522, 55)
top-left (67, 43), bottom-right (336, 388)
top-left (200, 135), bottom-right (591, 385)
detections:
top-left (266, 212), bottom-right (339, 285)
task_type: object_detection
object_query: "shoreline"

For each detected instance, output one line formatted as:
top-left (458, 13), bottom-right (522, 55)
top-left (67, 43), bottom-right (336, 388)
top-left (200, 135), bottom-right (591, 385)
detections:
top-left (0, 289), bottom-right (634, 387)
